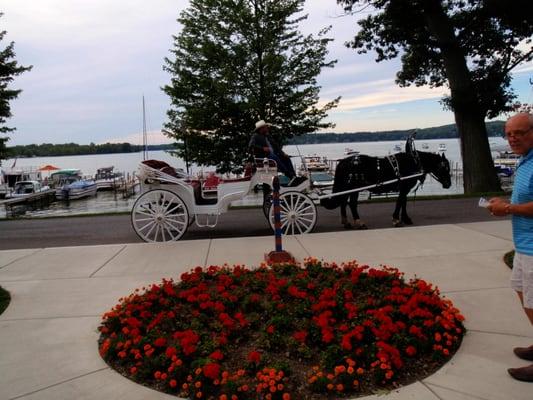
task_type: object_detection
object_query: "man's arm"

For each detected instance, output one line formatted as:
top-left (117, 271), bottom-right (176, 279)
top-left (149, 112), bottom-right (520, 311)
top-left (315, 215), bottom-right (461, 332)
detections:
top-left (248, 134), bottom-right (270, 155)
top-left (488, 198), bottom-right (533, 217)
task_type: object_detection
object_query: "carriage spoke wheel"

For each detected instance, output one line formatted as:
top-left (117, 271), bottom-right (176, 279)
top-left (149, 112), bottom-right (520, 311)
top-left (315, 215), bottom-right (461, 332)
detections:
top-left (131, 189), bottom-right (189, 242)
top-left (269, 191), bottom-right (317, 235)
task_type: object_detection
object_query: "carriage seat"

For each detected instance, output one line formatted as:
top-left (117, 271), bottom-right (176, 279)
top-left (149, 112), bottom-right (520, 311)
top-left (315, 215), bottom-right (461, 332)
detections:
top-left (142, 159), bottom-right (181, 178)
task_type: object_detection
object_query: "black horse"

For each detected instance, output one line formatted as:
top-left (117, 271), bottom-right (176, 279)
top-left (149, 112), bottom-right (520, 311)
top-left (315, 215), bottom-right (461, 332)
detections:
top-left (320, 149), bottom-right (451, 228)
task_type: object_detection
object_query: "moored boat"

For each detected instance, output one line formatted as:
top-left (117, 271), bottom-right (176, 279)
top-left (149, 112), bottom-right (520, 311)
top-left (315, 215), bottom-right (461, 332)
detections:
top-left (493, 150), bottom-right (519, 183)
top-left (0, 166), bottom-right (43, 198)
top-left (438, 143), bottom-right (447, 152)
top-left (5, 180), bottom-right (50, 199)
top-left (299, 155), bottom-right (329, 173)
top-left (51, 169), bottom-right (97, 200)
top-left (94, 166), bottom-right (125, 191)
top-left (56, 179), bottom-right (97, 200)
top-left (308, 171), bottom-right (334, 188)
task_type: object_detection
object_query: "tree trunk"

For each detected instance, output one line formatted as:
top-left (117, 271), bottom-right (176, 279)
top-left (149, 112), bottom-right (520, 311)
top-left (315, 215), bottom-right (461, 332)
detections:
top-left (422, 0), bottom-right (501, 194)
top-left (455, 112), bottom-right (501, 193)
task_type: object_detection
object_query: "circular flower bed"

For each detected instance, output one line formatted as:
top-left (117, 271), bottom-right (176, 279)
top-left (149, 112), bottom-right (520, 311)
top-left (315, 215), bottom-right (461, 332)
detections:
top-left (99, 259), bottom-right (465, 399)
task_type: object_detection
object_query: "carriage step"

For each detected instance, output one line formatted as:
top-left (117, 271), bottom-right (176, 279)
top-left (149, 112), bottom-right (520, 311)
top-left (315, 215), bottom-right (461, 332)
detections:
top-left (194, 213), bottom-right (219, 228)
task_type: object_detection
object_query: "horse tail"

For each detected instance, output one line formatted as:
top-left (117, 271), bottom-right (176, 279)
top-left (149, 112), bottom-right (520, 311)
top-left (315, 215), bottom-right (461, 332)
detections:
top-left (320, 158), bottom-right (351, 210)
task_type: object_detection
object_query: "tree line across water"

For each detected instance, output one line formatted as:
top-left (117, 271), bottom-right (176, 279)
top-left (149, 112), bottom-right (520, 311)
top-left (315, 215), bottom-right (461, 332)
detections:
top-left (6, 142), bottom-right (173, 158)
top-left (6, 121), bottom-right (505, 158)
top-left (288, 121), bottom-right (505, 144)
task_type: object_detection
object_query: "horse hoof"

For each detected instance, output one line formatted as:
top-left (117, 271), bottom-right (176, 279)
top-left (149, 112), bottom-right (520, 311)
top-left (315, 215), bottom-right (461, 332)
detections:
top-left (402, 219), bottom-right (413, 225)
top-left (392, 219), bottom-right (403, 227)
top-left (355, 224), bottom-right (368, 230)
top-left (343, 223), bottom-right (354, 230)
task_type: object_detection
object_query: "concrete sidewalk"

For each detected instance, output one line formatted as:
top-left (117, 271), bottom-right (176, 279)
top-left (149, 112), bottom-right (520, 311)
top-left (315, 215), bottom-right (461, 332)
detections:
top-left (0, 221), bottom-right (531, 400)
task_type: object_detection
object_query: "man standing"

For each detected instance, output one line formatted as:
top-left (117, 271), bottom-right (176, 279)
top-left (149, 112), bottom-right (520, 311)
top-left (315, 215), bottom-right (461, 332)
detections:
top-left (488, 112), bottom-right (533, 382)
top-left (249, 120), bottom-right (297, 181)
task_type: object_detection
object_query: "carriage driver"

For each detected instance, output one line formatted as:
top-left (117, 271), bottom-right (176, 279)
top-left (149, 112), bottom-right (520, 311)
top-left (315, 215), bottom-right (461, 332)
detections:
top-left (249, 120), bottom-right (300, 185)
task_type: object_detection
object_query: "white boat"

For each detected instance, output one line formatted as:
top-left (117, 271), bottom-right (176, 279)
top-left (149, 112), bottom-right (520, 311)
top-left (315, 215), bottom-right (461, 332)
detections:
top-left (493, 150), bottom-right (520, 169)
top-left (299, 155), bottom-right (330, 172)
top-left (0, 166), bottom-right (43, 198)
top-left (393, 144), bottom-right (402, 152)
top-left (421, 143), bottom-right (429, 150)
top-left (438, 143), bottom-right (447, 152)
top-left (344, 147), bottom-right (360, 156)
top-left (94, 166), bottom-right (125, 190)
top-left (51, 169), bottom-right (97, 200)
top-left (309, 171), bottom-right (334, 188)
top-left (56, 178), bottom-right (97, 200)
top-left (5, 180), bottom-right (50, 199)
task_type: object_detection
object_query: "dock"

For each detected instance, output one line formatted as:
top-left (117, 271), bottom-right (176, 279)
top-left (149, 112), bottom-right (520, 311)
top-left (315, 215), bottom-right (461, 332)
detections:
top-left (0, 189), bottom-right (56, 217)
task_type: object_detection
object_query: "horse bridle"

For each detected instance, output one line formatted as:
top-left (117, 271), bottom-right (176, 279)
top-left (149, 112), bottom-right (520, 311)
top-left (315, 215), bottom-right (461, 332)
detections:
top-left (429, 158), bottom-right (450, 185)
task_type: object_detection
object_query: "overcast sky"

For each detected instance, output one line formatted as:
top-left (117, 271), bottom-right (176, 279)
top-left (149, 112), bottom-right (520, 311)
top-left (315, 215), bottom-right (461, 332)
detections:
top-left (1, 0), bottom-right (532, 146)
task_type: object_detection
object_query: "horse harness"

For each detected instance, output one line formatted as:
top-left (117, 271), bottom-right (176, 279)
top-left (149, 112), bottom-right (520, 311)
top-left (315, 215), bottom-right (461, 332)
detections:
top-left (386, 154), bottom-right (401, 180)
top-left (346, 151), bottom-right (426, 190)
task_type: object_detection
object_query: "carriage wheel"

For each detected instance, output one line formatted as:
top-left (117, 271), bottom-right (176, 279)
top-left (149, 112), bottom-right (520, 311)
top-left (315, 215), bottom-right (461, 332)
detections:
top-left (131, 189), bottom-right (189, 242)
top-left (269, 191), bottom-right (317, 235)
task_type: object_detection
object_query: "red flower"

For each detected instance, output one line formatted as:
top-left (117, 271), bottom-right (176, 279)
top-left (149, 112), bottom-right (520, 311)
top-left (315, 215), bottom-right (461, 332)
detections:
top-left (153, 337), bottom-right (167, 347)
top-left (292, 331), bottom-right (308, 343)
top-left (209, 349), bottom-right (224, 361)
top-left (126, 317), bottom-right (142, 328)
top-left (267, 325), bottom-right (275, 334)
top-left (247, 350), bottom-right (261, 364)
top-left (165, 347), bottom-right (177, 358)
top-left (405, 346), bottom-right (417, 356)
top-left (250, 294), bottom-right (261, 302)
top-left (203, 362), bottom-right (221, 380)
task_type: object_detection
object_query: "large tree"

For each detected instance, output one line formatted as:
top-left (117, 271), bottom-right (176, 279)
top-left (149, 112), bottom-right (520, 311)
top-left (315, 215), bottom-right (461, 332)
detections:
top-left (0, 13), bottom-right (32, 164)
top-left (163, 0), bottom-right (339, 173)
top-left (338, 0), bottom-right (533, 193)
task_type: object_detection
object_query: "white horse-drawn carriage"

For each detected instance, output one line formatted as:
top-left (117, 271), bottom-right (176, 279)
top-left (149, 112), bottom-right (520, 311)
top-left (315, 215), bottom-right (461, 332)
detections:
top-left (131, 159), bottom-right (318, 242)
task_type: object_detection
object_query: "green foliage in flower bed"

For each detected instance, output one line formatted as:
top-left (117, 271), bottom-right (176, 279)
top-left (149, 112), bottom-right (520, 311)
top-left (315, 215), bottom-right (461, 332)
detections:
top-left (99, 259), bottom-right (465, 399)
top-left (0, 286), bottom-right (10, 316)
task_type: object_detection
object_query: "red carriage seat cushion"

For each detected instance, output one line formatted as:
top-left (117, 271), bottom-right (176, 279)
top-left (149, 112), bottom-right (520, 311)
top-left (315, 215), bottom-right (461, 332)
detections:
top-left (142, 159), bottom-right (179, 178)
top-left (203, 175), bottom-right (221, 190)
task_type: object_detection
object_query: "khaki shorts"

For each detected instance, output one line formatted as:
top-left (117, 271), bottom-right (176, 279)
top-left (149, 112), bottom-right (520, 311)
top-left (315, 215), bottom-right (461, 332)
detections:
top-left (511, 252), bottom-right (533, 309)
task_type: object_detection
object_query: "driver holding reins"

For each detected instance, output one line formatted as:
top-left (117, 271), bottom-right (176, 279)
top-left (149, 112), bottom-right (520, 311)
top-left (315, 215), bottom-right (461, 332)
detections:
top-left (249, 120), bottom-right (303, 186)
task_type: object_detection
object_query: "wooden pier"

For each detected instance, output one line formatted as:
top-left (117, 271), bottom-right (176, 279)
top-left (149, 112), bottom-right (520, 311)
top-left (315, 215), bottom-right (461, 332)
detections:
top-left (116, 173), bottom-right (139, 199)
top-left (0, 189), bottom-right (56, 217)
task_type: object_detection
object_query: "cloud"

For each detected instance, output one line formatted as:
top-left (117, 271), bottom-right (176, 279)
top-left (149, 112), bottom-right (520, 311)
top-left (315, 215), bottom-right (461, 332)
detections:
top-left (319, 80), bottom-right (449, 111)
top-left (105, 130), bottom-right (172, 145)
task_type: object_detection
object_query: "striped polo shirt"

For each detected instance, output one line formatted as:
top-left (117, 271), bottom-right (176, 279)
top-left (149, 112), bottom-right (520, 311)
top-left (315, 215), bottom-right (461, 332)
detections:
top-left (511, 148), bottom-right (533, 255)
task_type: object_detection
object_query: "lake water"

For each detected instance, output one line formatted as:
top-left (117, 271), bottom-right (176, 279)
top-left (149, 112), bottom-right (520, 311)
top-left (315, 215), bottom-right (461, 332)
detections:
top-left (1, 137), bottom-right (509, 219)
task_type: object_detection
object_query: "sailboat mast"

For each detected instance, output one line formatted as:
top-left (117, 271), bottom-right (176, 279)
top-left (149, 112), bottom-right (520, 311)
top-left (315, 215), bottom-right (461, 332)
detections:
top-left (142, 95), bottom-right (147, 161)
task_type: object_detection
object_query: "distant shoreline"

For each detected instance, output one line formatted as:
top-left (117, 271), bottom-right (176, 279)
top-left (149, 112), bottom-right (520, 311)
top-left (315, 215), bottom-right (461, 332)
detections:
top-left (5, 121), bottom-right (504, 159)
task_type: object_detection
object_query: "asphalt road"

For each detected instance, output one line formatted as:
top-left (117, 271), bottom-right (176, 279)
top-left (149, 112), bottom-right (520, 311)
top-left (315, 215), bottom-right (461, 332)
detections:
top-left (0, 197), bottom-right (509, 250)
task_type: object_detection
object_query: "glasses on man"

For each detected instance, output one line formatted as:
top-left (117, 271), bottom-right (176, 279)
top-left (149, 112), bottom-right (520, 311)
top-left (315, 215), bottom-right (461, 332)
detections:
top-left (505, 128), bottom-right (532, 139)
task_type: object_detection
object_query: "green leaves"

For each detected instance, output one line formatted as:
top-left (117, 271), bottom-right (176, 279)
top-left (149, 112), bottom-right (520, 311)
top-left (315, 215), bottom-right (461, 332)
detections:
top-left (338, 0), bottom-right (531, 193)
top-left (163, 0), bottom-right (339, 173)
top-left (0, 13), bottom-right (32, 162)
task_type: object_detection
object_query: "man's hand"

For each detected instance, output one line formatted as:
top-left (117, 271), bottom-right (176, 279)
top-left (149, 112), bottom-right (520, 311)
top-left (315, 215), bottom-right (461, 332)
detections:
top-left (488, 197), bottom-right (509, 216)
top-left (263, 147), bottom-right (270, 153)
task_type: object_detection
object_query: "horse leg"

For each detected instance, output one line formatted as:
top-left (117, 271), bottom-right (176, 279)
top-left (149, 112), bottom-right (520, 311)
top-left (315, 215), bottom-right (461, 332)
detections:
top-left (340, 196), bottom-right (353, 229)
top-left (392, 196), bottom-right (403, 227)
top-left (400, 190), bottom-right (413, 225)
top-left (349, 192), bottom-right (367, 229)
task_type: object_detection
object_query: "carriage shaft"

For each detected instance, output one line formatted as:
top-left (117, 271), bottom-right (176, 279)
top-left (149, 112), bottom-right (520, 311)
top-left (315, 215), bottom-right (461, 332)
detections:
top-left (316, 173), bottom-right (425, 200)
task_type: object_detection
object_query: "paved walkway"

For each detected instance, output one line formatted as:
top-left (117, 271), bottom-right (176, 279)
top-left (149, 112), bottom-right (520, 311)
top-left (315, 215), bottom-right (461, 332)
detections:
top-left (0, 221), bottom-right (531, 400)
